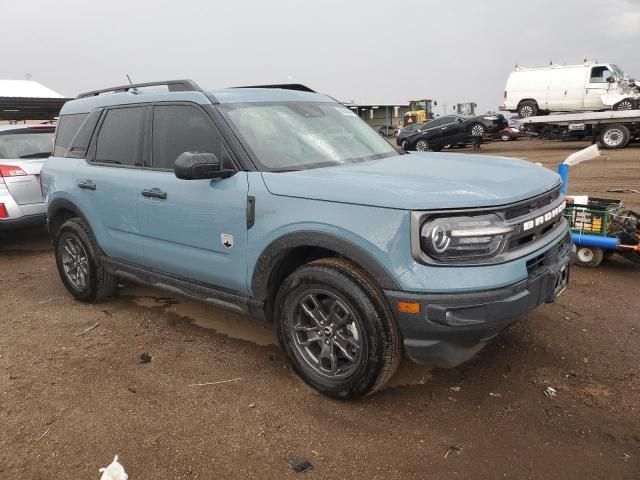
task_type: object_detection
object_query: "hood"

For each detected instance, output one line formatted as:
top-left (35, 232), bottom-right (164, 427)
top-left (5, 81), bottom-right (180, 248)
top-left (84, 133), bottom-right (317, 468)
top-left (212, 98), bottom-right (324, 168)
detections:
top-left (261, 152), bottom-right (560, 210)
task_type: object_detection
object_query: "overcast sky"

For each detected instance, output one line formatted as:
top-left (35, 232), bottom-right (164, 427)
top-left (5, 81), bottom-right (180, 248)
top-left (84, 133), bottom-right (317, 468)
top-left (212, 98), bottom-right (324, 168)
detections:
top-left (2, 0), bottom-right (639, 114)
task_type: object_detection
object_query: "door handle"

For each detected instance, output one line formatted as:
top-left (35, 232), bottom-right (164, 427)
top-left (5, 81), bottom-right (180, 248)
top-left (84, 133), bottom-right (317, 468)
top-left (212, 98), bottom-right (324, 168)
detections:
top-left (78, 180), bottom-right (96, 190)
top-left (141, 188), bottom-right (167, 199)
top-left (441, 127), bottom-right (448, 130)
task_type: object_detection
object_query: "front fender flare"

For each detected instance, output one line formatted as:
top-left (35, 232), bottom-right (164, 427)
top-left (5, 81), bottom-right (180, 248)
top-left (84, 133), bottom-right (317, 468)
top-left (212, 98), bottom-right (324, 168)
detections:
top-left (251, 230), bottom-right (401, 300)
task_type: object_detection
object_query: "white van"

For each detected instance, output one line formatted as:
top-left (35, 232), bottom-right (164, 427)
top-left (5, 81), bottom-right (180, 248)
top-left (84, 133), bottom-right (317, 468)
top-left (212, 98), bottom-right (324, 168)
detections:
top-left (501, 63), bottom-right (640, 117)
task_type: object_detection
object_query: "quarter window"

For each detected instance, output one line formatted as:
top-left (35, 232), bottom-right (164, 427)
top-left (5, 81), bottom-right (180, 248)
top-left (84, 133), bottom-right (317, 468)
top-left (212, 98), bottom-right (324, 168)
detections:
top-left (151, 105), bottom-right (223, 170)
top-left (95, 107), bottom-right (146, 166)
top-left (54, 113), bottom-right (88, 156)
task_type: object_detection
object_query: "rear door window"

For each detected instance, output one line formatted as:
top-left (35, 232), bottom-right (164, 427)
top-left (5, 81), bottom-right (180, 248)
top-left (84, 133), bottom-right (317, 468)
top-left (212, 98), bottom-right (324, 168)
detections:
top-left (54, 113), bottom-right (87, 156)
top-left (151, 105), bottom-right (224, 170)
top-left (95, 107), bottom-right (147, 166)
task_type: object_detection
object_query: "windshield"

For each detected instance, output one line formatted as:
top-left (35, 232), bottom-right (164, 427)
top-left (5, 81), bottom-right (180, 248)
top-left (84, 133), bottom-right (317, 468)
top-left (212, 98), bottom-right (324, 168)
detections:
top-left (410, 100), bottom-right (429, 111)
top-left (0, 132), bottom-right (54, 159)
top-left (610, 64), bottom-right (625, 80)
top-left (223, 102), bottom-right (398, 170)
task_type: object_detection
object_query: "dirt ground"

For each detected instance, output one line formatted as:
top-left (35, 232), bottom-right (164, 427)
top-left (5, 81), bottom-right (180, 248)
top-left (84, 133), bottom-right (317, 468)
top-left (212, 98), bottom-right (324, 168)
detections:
top-left (1, 139), bottom-right (639, 479)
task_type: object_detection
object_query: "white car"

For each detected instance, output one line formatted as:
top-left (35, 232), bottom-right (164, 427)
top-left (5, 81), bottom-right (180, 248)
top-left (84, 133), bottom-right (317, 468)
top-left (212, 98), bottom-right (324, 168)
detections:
top-left (501, 62), bottom-right (640, 117)
top-left (0, 125), bottom-right (54, 230)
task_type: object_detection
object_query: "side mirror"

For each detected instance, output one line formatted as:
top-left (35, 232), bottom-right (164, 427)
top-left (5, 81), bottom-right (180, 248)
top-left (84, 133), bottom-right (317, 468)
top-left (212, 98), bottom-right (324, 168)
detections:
top-left (174, 151), bottom-right (235, 180)
top-left (606, 76), bottom-right (615, 83)
top-left (457, 118), bottom-right (464, 123)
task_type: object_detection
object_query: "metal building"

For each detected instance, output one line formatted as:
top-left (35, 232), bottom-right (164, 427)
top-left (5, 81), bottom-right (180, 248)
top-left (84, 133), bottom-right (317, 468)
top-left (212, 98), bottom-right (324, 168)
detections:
top-left (0, 80), bottom-right (69, 123)
top-left (345, 103), bottom-right (410, 135)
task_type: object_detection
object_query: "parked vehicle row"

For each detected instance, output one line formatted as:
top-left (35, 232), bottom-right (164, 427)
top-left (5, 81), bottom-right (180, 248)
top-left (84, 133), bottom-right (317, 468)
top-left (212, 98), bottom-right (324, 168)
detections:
top-left (396, 114), bottom-right (513, 151)
top-left (41, 80), bottom-right (572, 399)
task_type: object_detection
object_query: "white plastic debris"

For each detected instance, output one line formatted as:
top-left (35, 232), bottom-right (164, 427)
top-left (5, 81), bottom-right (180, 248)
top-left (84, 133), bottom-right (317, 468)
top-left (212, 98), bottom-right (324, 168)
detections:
top-left (562, 144), bottom-right (600, 167)
top-left (544, 386), bottom-right (558, 398)
top-left (99, 455), bottom-right (128, 480)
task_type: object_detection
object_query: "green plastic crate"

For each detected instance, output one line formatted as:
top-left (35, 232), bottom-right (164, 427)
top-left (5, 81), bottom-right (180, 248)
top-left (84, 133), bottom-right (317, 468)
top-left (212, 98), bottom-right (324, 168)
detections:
top-left (564, 197), bottom-right (624, 237)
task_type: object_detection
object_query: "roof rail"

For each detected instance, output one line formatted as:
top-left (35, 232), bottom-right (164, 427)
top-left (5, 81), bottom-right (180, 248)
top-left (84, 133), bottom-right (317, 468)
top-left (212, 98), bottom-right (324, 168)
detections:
top-left (232, 83), bottom-right (316, 93)
top-left (77, 79), bottom-right (202, 98)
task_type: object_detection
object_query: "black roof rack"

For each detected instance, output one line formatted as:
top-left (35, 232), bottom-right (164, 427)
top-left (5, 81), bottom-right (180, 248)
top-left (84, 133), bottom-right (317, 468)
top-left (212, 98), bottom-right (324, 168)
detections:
top-left (232, 83), bottom-right (316, 93)
top-left (77, 79), bottom-right (202, 99)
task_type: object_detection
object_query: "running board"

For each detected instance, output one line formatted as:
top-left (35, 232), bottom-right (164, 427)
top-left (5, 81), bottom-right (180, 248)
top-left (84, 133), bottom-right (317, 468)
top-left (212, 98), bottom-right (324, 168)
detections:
top-left (100, 257), bottom-right (266, 320)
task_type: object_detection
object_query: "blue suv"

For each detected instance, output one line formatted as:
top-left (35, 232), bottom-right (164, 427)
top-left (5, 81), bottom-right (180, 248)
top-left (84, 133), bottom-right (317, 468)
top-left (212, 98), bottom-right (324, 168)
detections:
top-left (42, 80), bottom-right (571, 399)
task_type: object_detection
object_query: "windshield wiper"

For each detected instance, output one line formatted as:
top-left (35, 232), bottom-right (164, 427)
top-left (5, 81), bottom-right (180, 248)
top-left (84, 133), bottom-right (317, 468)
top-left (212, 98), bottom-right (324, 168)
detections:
top-left (270, 167), bottom-right (302, 173)
top-left (19, 152), bottom-right (51, 159)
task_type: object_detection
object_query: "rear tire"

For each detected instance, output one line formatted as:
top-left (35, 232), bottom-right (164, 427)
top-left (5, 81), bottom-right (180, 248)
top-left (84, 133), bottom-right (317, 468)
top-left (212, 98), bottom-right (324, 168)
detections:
top-left (599, 124), bottom-right (630, 149)
top-left (274, 258), bottom-right (401, 399)
top-left (575, 246), bottom-right (604, 268)
top-left (54, 218), bottom-right (117, 302)
top-left (518, 101), bottom-right (538, 118)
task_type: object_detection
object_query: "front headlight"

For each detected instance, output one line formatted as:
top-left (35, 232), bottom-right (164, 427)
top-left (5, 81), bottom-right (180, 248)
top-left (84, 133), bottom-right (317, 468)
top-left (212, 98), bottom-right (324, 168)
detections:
top-left (420, 214), bottom-right (513, 261)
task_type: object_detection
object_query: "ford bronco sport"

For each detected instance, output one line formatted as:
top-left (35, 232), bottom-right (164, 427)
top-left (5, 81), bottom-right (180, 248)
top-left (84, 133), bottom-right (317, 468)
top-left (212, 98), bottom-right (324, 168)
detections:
top-left (42, 80), bottom-right (571, 399)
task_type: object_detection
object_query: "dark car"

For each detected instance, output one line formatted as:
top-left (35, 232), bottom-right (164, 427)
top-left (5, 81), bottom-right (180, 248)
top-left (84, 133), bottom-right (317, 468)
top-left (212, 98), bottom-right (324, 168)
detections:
top-left (400, 115), bottom-right (487, 151)
top-left (477, 114), bottom-right (508, 134)
top-left (395, 122), bottom-right (426, 148)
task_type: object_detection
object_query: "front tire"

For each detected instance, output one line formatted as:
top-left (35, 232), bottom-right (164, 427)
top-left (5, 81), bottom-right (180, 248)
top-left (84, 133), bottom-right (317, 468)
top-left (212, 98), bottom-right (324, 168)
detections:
top-left (469, 123), bottom-right (486, 137)
top-left (54, 218), bottom-right (118, 302)
top-left (275, 258), bottom-right (401, 399)
top-left (575, 246), bottom-right (604, 268)
top-left (415, 139), bottom-right (429, 151)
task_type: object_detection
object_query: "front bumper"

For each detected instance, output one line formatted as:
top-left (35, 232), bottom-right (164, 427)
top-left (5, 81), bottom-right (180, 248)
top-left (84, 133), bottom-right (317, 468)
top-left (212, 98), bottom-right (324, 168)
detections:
top-left (385, 234), bottom-right (572, 367)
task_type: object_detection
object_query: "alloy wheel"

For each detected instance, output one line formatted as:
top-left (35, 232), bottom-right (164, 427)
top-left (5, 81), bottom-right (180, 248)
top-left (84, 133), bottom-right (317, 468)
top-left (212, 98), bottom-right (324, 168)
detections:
top-left (470, 124), bottom-right (485, 136)
top-left (289, 290), bottom-right (363, 379)
top-left (61, 235), bottom-right (90, 290)
top-left (615, 100), bottom-right (634, 111)
top-left (520, 105), bottom-right (534, 117)
top-left (415, 140), bottom-right (428, 151)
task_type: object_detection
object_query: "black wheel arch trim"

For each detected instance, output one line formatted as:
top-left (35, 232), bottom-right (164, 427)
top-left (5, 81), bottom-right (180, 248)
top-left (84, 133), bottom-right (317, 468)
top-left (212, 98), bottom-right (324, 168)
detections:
top-left (251, 231), bottom-right (401, 300)
top-left (46, 198), bottom-right (100, 247)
